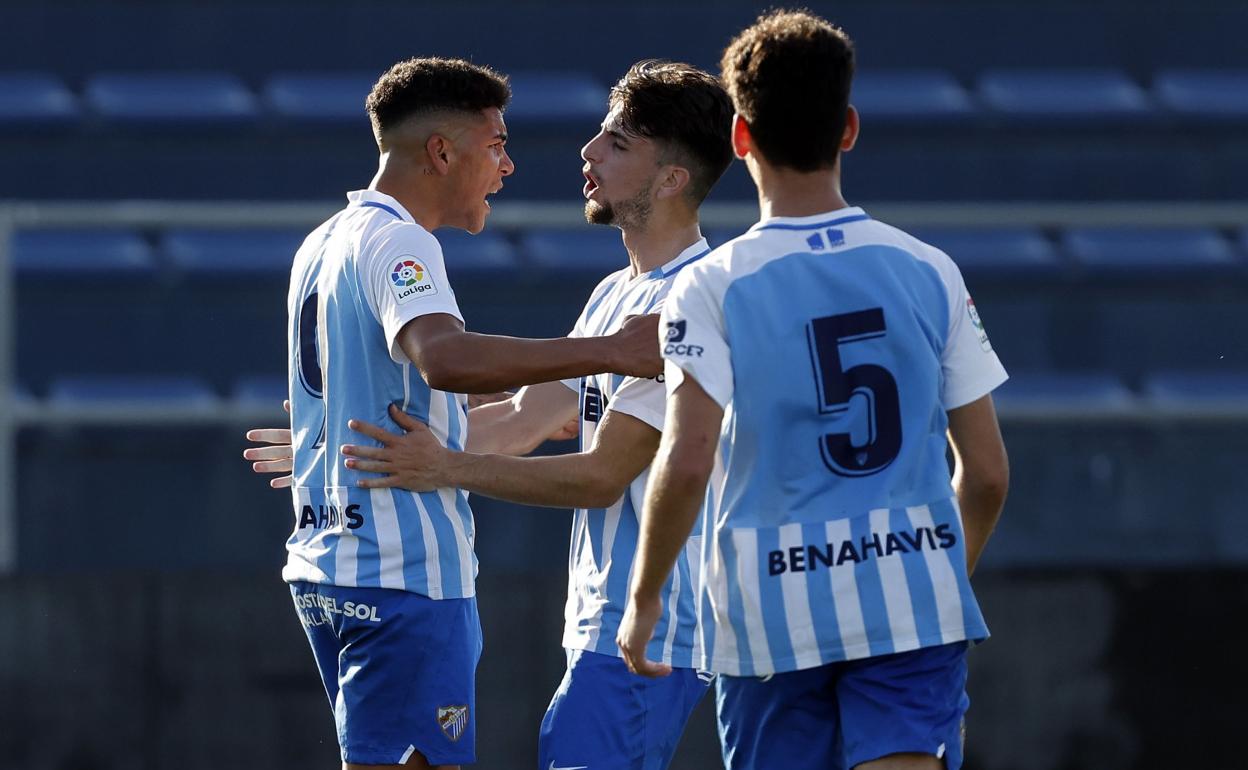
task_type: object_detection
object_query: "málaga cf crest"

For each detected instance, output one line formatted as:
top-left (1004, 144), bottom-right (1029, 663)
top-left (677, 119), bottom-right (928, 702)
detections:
top-left (437, 705), bottom-right (469, 742)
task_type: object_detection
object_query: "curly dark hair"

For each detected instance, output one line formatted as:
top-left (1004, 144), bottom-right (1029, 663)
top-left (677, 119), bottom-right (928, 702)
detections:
top-left (366, 57), bottom-right (511, 135)
top-left (609, 60), bottom-right (734, 205)
top-left (720, 9), bottom-right (855, 172)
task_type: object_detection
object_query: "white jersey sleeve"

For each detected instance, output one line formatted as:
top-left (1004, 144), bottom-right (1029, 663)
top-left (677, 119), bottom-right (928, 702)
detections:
top-left (359, 223), bottom-right (464, 364)
top-left (606, 375), bottom-right (666, 431)
top-left (935, 256), bottom-right (1009, 409)
top-left (659, 261), bottom-right (734, 409)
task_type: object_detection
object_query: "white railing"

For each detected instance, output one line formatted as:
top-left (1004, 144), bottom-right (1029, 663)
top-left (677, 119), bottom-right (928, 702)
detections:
top-left (3, 198), bottom-right (1247, 574)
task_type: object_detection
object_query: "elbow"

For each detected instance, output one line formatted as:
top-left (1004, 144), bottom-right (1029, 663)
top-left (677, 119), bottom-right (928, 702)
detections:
top-left (581, 475), bottom-right (632, 509)
top-left (665, 456), bottom-right (715, 497)
top-left (967, 461), bottom-right (1010, 512)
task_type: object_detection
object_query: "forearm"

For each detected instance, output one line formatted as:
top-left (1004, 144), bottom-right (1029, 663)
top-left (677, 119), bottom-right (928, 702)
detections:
top-left (630, 453), bottom-right (709, 600)
top-left (440, 451), bottom-right (622, 509)
top-left (466, 401), bottom-right (543, 456)
top-left (954, 468), bottom-right (1007, 575)
top-left (426, 333), bottom-right (617, 394)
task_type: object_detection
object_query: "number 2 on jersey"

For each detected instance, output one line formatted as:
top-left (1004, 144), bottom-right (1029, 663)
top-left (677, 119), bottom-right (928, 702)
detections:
top-left (806, 308), bottom-right (902, 476)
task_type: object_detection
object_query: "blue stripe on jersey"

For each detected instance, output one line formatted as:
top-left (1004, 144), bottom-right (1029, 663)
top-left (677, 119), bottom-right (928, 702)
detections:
top-left (801, 519), bottom-right (842, 663)
top-left (444, 391), bottom-right (465, 451)
top-left (850, 513), bottom-right (896, 657)
top-left (586, 507), bottom-right (607, 569)
top-left (668, 554), bottom-right (695, 669)
top-left (581, 274), bottom-right (622, 322)
top-left (720, 537), bottom-right (756, 677)
top-left (358, 200), bottom-right (403, 220)
top-left (755, 527), bottom-right (797, 667)
top-left (751, 213), bottom-right (871, 232)
top-left (890, 507), bottom-right (942, 645)
top-left (656, 247), bottom-right (712, 279)
top-left (395, 490), bottom-right (431, 592)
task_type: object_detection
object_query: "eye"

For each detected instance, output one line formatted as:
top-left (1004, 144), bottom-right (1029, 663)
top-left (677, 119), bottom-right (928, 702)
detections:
top-left (612, 140), bottom-right (626, 151)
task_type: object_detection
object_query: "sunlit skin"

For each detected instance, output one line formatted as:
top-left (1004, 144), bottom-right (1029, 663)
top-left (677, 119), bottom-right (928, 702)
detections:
top-left (372, 106), bottom-right (514, 235)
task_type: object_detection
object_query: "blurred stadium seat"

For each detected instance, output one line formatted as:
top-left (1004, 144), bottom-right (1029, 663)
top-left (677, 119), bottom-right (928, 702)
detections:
top-left (1062, 226), bottom-right (1240, 276)
top-left (230, 374), bottom-right (287, 407)
top-left (0, 72), bottom-right (78, 127)
top-left (851, 70), bottom-right (976, 122)
top-left (992, 371), bottom-right (1136, 413)
top-left (84, 72), bottom-right (259, 124)
top-left (12, 229), bottom-right (155, 276)
top-left (160, 228), bottom-right (308, 276)
top-left (263, 72), bottom-right (377, 125)
top-left (977, 69), bottom-right (1153, 122)
top-left (520, 227), bottom-right (629, 272)
top-left (504, 72), bottom-right (606, 123)
top-left (436, 230), bottom-right (521, 271)
top-left (908, 227), bottom-right (1062, 277)
top-left (47, 375), bottom-right (219, 408)
top-left (1154, 69), bottom-right (1248, 119)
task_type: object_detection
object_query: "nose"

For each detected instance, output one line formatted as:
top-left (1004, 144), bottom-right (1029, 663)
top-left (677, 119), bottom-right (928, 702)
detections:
top-left (581, 131), bottom-right (603, 164)
top-left (500, 147), bottom-right (514, 177)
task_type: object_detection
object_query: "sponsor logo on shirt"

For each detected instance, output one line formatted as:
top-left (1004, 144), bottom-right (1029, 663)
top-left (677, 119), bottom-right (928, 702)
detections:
top-left (767, 524), bottom-right (958, 575)
top-left (437, 705), bottom-right (470, 742)
top-left (293, 593), bottom-right (383, 626)
top-left (298, 503), bottom-right (365, 530)
top-left (967, 298), bottom-right (992, 352)
top-left (390, 257), bottom-right (439, 304)
top-left (663, 319), bottom-right (703, 357)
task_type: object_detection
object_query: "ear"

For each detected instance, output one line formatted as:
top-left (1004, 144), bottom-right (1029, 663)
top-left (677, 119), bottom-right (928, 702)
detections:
top-left (655, 165), bottom-right (691, 201)
top-left (425, 133), bottom-right (452, 176)
top-left (731, 114), bottom-right (752, 160)
top-left (841, 105), bottom-right (860, 152)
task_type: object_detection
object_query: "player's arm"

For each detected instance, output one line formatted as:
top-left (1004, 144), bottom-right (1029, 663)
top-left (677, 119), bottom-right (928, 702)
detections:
top-left (618, 375), bottom-right (723, 678)
top-left (397, 313), bottom-right (660, 394)
top-left (946, 393), bottom-right (1009, 575)
top-left (344, 403), bottom-right (658, 509)
top-left (242, 400), bottom-right (294, 488)
top-left (465, 381), bottom-right (580, 456)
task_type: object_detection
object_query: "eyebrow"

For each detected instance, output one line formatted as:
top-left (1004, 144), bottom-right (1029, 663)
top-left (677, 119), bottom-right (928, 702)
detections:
top-left (606, 128), bottom-right (630, 143)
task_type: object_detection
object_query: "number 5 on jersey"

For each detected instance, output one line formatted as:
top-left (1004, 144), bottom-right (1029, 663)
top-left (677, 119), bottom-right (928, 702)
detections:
top-left (806, 308), bottom-right (902, 476)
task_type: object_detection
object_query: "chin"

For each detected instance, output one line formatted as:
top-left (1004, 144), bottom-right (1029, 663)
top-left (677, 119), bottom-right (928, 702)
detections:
top-left (584, 200), bottom-right (614, 226)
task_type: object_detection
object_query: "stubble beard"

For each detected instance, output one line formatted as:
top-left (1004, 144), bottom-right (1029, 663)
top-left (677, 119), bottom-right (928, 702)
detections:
top-left (584, 185), bottom-right (653, 230)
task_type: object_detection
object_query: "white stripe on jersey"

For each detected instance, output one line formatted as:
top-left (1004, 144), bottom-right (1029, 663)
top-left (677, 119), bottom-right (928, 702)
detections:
top-left (778, 522), bottom-right (823, 670)
top-left (825, 518), bottom-right (869, 657)
top-left (370, 488), bottom-right (407, 590)
top-left (907, 504), bottom-right (966, 644)
top-left (731, 528), bottom-right (774, 674)
top-left (334, 515), bottom-right (359, 586)
top-left (870, 507), bottom-right (921, 654)
top-left (438, 486), bottom-right (475, 597)
top-left (661, 549), bottom-right (682, 663)
top-left (411, 492), bottom-right (444, 599)
top-left (428, 385), bottom-right (451, 446)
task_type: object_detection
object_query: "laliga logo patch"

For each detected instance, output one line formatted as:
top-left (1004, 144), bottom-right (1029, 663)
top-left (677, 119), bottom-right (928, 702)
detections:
top-left (967, 298), bottom-right (992, 352)
top-left (390, 257), bottom-right (439, 304)
top-left (437, 704), bottom-right (469, 742)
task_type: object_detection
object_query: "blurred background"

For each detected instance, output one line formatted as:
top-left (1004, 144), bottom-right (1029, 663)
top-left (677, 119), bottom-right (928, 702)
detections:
top-left (1, 1), bottom-right (1246, 768)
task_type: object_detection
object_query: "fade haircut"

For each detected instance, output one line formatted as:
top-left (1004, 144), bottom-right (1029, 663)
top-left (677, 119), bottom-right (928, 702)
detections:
top-left (609, 60), bottom-right (734, 205)
top-left (366, 57), bottom-right (511, 140)
top-left (720, 9), bottom-right (855, 172)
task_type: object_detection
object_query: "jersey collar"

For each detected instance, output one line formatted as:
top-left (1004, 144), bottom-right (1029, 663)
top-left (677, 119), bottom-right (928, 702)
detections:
top-left (649, 237), bottom-right (712, 279)
top-left (346, 189), bottom-right (416, 224)
top-left (748, 206), bottom-right (869, 233)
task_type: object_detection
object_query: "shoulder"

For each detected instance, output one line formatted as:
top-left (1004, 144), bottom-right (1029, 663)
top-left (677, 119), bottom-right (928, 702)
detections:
top-left (860, 219), bottom-right (963, 284)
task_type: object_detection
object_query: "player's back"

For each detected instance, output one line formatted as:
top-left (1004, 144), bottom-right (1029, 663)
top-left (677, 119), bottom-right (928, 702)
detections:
top-left (282, 194), bottom-right (475, 600)
top-left (663, 208), bottom-right (1007, 675)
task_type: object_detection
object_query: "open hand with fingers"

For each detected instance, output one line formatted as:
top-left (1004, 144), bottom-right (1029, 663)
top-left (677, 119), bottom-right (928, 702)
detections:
top-left (342, 403), bottom-right (451, 491)
top-left (611, 313), bottom-right (663, 378)
top-left (243, 400), bottom-right (295, 489)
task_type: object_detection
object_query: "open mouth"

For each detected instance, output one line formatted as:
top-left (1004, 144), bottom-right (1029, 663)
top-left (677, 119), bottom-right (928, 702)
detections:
top-left (582, 168), bottom-right (599, 199)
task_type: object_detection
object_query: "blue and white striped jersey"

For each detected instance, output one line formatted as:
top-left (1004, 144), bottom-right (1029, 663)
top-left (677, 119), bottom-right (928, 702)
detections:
top-left (283, 189), bottom-right (476, 600)
top-left (560, 238), bottom-right (711, 668)
top-left (660, 208), bottom-right (1008, 676)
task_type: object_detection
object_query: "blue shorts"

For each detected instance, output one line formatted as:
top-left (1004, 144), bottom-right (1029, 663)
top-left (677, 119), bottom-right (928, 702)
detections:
top-left (290, 581), bottom-right (482, 766)
top-left (538, 648), bottom-right (712, 770)
top-left (716, 642), bottom-right (970, 770)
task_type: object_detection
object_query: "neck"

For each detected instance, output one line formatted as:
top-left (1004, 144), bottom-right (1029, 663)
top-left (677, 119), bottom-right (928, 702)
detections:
top-left (619, 209), bottom-right (703, 276)
top-left (370, 154), bottom-right (443, 231)
top-left (750, 156), bottom-right (850, 220)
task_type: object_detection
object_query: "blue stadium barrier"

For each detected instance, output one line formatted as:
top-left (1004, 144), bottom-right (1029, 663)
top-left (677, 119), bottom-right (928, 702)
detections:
top-left (1154, 69), bottom-right (1248, 120)
top-left (0, 72), bottom-right (78, 127)
top-left (977, 69), bottom-right (1153, 122)
top-left (1141, 370), bottom-right (1248, 408)
top-left (84, 72), bottom-right (259, 124)
top-left (907, 227), bottom-right (1062, 277)
top-left (505, 72), bottom-right (606, 123)
top-left (993, 371), bottom-right (1135, 411)
top-left (1061, 226), bottom-right (1238, 276)
top-left (263, 72), bottom-right (376, 124)
top-left (436, 230), bottom-right (521, 271)
top-left (160, 228), bottom-right (306, 276)
top-left (231, 375), bottom-right (287, 408)
top-left (851, 70), bottom-right (976, 122)
top-left (519, 227), bottom-right (629, 273)
top-left (12, 229), bottom-right (156, 277)
top-left (47, 375), bottom-right (219, 406)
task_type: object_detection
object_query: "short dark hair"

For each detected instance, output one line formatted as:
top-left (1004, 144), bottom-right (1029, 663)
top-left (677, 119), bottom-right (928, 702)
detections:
top-left (366, 57), bottom-right (511, 136)
top-left (720, 10), bottom-right (855, 172)
top-left (609, 60), bottom-right (734, 205)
